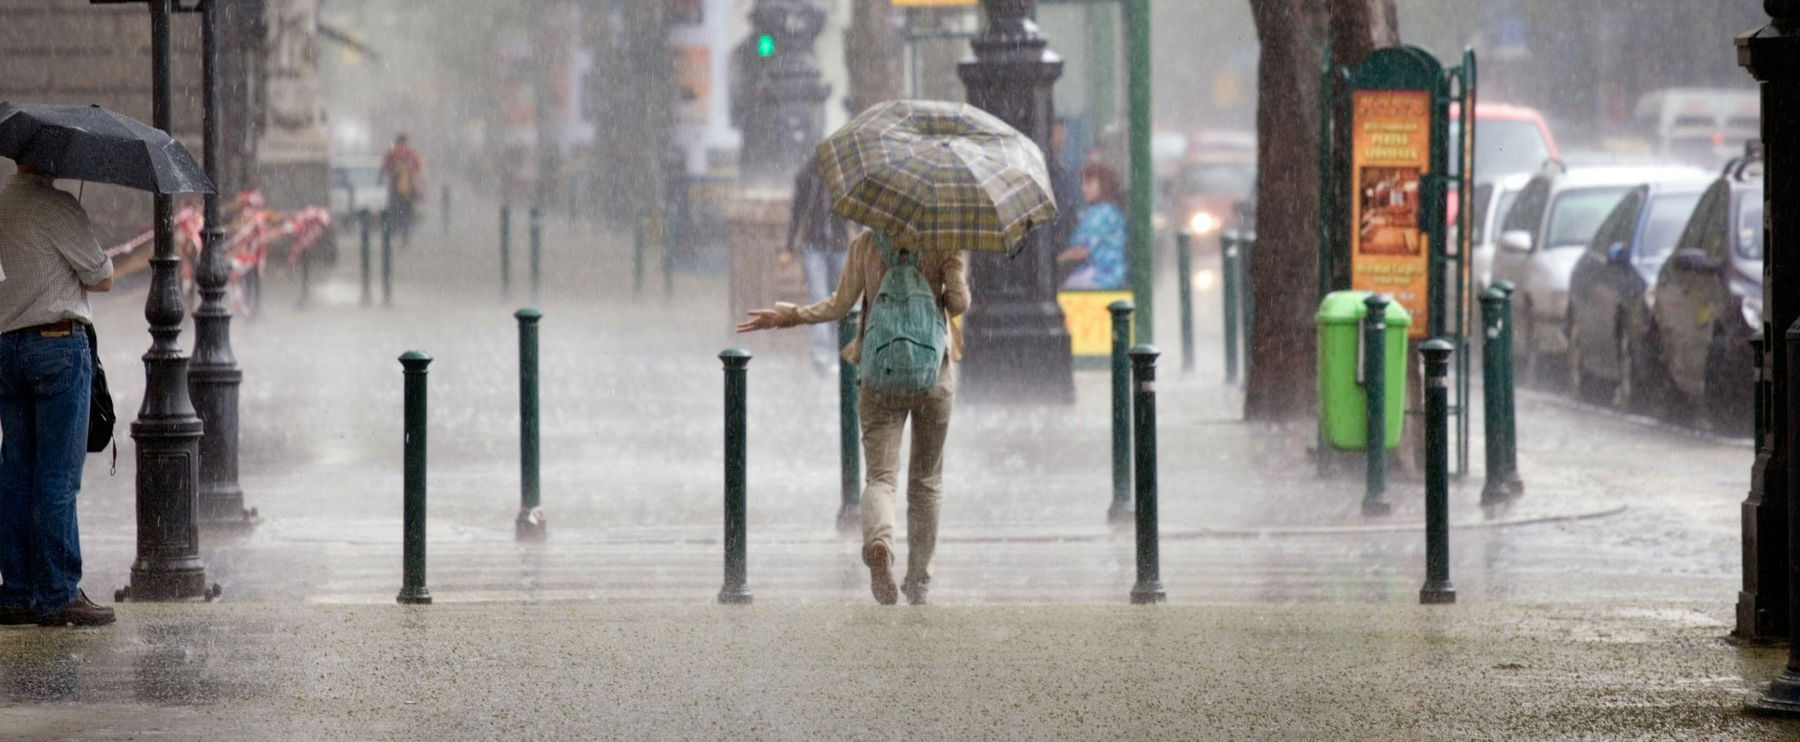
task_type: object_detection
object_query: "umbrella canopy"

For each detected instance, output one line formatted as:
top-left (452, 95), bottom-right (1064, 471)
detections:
top-left (818, 99), bottom-right (1056, 253)
top-left (0, 102), bottom-right (213, 195)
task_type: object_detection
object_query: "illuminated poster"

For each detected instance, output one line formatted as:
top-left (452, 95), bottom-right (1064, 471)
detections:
top-left (1350, 90), bottom-right (1431, 338)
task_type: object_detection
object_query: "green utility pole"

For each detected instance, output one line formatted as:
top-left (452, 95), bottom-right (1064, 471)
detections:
top-left (1086, 3), bottom-right (1117, 132)
top-left (1125, 0), bottom-right (1153, 344)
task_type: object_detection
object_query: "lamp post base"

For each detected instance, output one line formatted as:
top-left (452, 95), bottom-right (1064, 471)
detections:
top-left (1129, 582), bottom-right (1166, 605)
top-left (1750, 670), bottom-right (1800, 717)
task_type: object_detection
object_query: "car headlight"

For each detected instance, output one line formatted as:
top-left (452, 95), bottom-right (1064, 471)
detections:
top-left (1188, 211), bottom-right (1220, 235)
top-left (1743, 293), bottom-right (1764, 329)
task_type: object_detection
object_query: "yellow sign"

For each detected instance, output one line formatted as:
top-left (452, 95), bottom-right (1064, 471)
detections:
top-left (1350, 90), bottom-right (1432, 338)
top-left (1058, 291), bottom-right (1134, 357)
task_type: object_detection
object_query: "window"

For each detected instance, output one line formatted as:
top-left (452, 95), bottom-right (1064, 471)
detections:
top-left (1588, 190), bottom-right (1643, 258)
top-left (1546, 187), bottom-right (1632, 249)
top-left (1502, 179), bottom-right (1550, 238)
top-left (1737, 190), bottom-right (1765, 260)
top-left (1470, 183), bottom-right (1494, 241)
top-left (1674, 183), bottom-right (1724, 255)
top-left (1638, 191), bottom-right (1705, 264)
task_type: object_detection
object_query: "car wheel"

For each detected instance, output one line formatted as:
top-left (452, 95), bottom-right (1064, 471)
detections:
top-left (1705, 329), bottom-right (1753, 437)
top-left (1621, 322), bottom-right (1673, 417)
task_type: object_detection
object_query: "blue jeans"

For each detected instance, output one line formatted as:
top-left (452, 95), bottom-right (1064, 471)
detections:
top-left (0, 330), bottom-right (92, 614)
top-left (802, 248), bottom-right (848, 369)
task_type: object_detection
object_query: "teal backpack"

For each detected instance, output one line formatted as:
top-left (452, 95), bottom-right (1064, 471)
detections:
top-left (862, 232), bottom-right (947, 394)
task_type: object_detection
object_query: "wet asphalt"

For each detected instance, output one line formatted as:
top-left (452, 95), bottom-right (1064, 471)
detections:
top-left (1, 183), bottom-right (1781, 738)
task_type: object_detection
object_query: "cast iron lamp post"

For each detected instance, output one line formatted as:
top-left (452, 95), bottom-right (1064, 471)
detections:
top-left (1746, 0), bottom-right (1800, 715)
top-left (956, 0), bottom-right (1075, 403)
top-left (190, 0), bottom-right (254, 531)
top-left (95, 0), bottom-right (217, 602)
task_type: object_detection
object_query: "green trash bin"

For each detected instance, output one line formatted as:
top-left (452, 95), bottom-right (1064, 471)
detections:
top-left (1317, 290), bottom-right (1410, 450)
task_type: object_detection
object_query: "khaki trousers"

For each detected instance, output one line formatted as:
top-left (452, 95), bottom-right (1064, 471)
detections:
top-left (859, 368), bottom-right (955, 592)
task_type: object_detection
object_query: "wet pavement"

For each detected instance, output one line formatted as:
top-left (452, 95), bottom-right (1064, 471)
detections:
top-left (2, 602), bottom-right (1796, 740)
top-left (2, 182), bottom-right (1775, 737)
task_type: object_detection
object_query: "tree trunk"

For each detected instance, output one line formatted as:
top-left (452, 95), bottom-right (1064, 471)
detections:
top-left (845, 0), bottom-right (904, 119)
top-left (1244, 0), bottom-right (1398, 421)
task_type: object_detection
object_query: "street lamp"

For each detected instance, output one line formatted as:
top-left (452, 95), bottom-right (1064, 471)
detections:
top-left (956, 0), bottom-right (1075, 403)
top-left (95, 0), bottom-right (218, 602)
top-left (1744, 0), bottom-right (1800, 715)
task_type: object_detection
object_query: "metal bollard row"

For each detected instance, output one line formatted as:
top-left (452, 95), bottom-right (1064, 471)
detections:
top-left (359, 209), bottom-right (373, 306)
top-left (380, 209), bottom-right (394, 307)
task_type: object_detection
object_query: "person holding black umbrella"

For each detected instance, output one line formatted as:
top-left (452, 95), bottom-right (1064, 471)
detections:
top-left (0, 160), bottom-right (115, 627)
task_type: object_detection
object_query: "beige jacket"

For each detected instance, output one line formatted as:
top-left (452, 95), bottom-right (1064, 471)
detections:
top-left (774, 231), bottom-right (970, 364)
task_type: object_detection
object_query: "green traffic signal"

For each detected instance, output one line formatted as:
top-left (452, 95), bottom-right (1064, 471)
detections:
top-left (757, 34), bottom-right (775, 58)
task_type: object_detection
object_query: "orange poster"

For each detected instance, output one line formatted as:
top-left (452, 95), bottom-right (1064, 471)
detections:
top-left (1350, 90), bottom-right (1431, 338)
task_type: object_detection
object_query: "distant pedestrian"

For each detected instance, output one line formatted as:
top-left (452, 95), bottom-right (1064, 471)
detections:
top-left (380, 134), bottom-right (424, 246)
top-left (0, 161), bottom-right (116, 627)
top-left (1058, 161), bottom-right (1128, 290)
top-left (780, 151), bottom-right (853, 375)
top-left (738, 229), bottom-right (970, 605)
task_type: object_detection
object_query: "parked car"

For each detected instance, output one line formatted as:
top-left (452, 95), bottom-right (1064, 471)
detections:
top-left (1646, 151), bottom-right (1764, 433)
top-left (1455, 102), bottom-right (1561, 180)
top-left (1468, 173), bottom-right (1532, 291)
top-left (1564, 177), bottom-right (1710, 409)
top-left (328, 156), bottom-right (388, 223)
top-left (1490, 164), bottom-right (1708, 384)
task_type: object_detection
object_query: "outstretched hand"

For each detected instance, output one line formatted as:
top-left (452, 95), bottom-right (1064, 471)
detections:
top-left (736, 309), bottom-right (784, 333)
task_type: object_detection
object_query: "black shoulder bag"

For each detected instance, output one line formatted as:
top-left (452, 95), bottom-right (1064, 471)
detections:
top-left (84, 323), bottom-right (116, 459)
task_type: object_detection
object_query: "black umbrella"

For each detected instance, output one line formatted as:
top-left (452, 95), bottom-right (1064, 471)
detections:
top-left (0, 102), bottom-right (213, 195)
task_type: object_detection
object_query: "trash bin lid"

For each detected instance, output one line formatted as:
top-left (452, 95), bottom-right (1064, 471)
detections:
top-left (1316, 290), bottom-right (1413, 327)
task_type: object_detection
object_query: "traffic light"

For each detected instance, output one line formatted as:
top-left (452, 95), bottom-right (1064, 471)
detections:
top-left (757, 33), bottom-right (775, 58)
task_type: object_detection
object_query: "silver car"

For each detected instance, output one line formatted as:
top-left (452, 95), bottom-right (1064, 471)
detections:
top-left (1468, 173), bottom-right (1532, 291)
top-left (1489, 165), bottom-right (1707, 384)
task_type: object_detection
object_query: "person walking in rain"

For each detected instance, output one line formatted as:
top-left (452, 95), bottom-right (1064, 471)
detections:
top-left (736, 100), bottom-right (1056, 605)
top-left (779, 151), bottom-right (853, 376)
top-left (740, 226), bottom-right (969, 605)
top-left (0, 160), bottom-right (116, 627)
top-left (380, 133), bottom-right (424, 246)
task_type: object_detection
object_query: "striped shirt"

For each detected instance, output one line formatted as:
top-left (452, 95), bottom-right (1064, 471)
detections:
top-left (0, 173), bottom-right (113, 332)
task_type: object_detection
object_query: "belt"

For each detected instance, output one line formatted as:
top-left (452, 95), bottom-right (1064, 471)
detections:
top-left (6, 319), bottom-right (81, 337)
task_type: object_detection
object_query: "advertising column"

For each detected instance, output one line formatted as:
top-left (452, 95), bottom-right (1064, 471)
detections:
top-left (1349, 90), bottom-right (1431, 340)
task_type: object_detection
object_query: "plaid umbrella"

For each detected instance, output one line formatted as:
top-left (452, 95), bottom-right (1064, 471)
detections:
top-left (817, 99), bottom-right (1056, 253)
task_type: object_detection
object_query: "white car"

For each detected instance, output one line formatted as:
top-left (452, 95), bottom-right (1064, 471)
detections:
top-left (1468, 173), bottom-right (1532, 291)
top-left (327, 157), bottom-right (388, 223)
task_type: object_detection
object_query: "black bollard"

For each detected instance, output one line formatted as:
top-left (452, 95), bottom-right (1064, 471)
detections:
top-left (719, 348), bottom-right (753, 605)
top-left (296, 242), bottom-right (311, 310)
top-left (380, 208), bottom-right (394, 307)
top-left (397, 351), bottom-right (433, 605)
top-left (633, 211), bottom-right (646, 297)
top-left (528, 206), bottom-right (542, 304)
top-left (837, 309), bottom-right (862, 533)
top-left (1750, 319), bottom-right (1800, 714)
top-left (1420, 339), bottom-right (1457, 605)
top-left (1362, 294), bottom-right (1393, 517)
top-left (662, 210), bottom-right (675, 301)
top-left (1221, 230), bottom-right (1242, 385)
top-left (1128, 345), bottom-right (1167, 605)
top-left (441, 184), bottom-right (451, 235)
top-left (1108, 301), bottom-right (1134, 524)
top-left (1176, 231), bottom-right (1195, 374)
top-left (500, 204), bottom-right (512, 300)
top-left (1493, 281), bottom-right (1524, 499)
top-left (359, 209), bottom-right (372, 306)
top-left (515, 309), bottom-right (545, 542)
